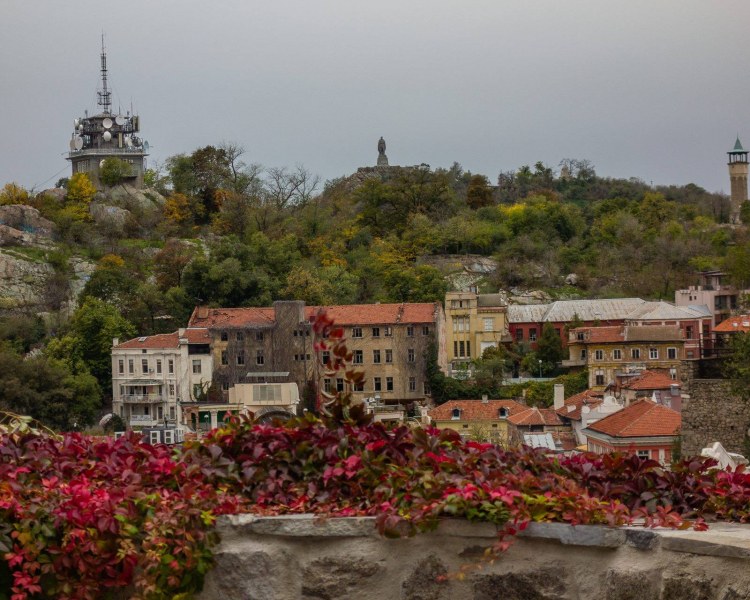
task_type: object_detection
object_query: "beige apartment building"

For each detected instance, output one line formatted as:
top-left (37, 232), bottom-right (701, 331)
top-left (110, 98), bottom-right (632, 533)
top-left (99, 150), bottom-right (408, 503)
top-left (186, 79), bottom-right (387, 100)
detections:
top-left (444, 291), bottom-right (511, 374)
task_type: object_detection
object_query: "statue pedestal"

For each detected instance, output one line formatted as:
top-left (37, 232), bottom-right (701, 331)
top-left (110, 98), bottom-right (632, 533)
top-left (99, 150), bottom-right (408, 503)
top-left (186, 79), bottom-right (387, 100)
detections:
top-left (377, 153), bottom-right (389, 166)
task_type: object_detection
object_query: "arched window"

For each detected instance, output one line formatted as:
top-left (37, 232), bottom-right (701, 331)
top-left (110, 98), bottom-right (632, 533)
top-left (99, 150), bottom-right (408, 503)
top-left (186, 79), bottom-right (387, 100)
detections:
top-left (451, 408), bottom-right (461, 420)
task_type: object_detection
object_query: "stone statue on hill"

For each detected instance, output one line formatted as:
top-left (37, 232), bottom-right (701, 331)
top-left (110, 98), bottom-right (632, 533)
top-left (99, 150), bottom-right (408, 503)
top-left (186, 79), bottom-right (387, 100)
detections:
top-left (377, 137), bottom-right (389, 166)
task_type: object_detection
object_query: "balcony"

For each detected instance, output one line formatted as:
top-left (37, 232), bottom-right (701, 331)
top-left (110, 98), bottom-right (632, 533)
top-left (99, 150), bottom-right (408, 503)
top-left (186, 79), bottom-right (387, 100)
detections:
top-left (561, 357), bottom-right (586, 367)
top-left (121, 394), bottom-right (165, 404)
top-left (129, 415), bottom-right (160, 427)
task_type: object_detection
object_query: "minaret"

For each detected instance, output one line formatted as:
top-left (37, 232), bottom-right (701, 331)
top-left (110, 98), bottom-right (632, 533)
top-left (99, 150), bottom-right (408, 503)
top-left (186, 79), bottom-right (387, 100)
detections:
top-left (728, 136), bottom-right (748, 223)
top-left (67, 37), bottom-right (148, 188)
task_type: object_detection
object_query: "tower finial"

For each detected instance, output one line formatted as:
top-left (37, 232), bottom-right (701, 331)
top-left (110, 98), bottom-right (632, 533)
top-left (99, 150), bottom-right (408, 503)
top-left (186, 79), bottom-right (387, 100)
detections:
top-left (97, 33), bottom-right (112, 114)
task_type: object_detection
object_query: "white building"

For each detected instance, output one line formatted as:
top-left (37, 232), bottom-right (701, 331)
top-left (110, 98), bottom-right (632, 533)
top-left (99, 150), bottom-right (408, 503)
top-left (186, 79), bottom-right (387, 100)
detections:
top-left (111, 328), bottom-right (212, 430)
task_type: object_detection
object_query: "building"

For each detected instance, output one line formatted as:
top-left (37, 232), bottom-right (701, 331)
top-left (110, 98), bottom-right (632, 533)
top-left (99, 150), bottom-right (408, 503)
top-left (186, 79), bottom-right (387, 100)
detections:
top-left (111, 328), bottom-right (212, 432)
top-left (444, 291), bottom-right (512, 375)
top-left (675, 271), bottom-right (746, 328)
top-left (562, 325), bottom-right (685, 390)
top-left (428, 397), bottom-right (527, 445)
top-left (583, 399), bottom-right (681, 465)
top-left (187, 301), bottom-right (447, 408)
top-left (553, 387), bottom-right (627, 447)
top-left (728, 136), bottom-right (748, 224)
top-left (67, 38), bottom-right (148, 188)
top-left (508, 298), bottom-right (709, 356)
top-left (616, 370), bottom-right (682, 411)
top-left (506, 406), bottom-right (574, 451)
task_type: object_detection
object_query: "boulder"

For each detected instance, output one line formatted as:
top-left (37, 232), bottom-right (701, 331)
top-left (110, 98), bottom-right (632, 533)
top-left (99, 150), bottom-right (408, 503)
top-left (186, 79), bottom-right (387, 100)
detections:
top-left (89, 202), bottom-right (131, 233)
top-left (0, 205), bottom-right (55, 237)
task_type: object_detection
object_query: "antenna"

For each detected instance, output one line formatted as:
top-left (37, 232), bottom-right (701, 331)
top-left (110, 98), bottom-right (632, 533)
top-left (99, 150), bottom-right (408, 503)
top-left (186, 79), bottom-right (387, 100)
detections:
top-left (97, 33), bottom-right (112, 114)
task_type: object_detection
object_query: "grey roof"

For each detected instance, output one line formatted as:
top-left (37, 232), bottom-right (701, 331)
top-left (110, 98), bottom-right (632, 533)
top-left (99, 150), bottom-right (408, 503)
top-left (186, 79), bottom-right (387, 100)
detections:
top-left (523, 432), bottom-right (556, 450)
top-left (732, 136), bottom-right (746, 153)
top-left (508, 304), bottom-right (551, 323)
top-left (624, 301), bottom-right (711, 321)
top-left (477, 293), bottom-right (506, 308)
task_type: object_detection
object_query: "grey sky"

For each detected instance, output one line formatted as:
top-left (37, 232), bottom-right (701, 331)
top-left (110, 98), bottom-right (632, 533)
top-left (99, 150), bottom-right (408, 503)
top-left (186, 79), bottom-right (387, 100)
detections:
top-left (2, 1), bottom-right (749, 194)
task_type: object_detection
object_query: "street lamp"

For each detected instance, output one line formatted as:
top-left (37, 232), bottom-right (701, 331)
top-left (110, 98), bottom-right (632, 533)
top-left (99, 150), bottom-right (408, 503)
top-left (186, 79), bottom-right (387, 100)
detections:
top-left (538, 359), bottom-right (542, 379)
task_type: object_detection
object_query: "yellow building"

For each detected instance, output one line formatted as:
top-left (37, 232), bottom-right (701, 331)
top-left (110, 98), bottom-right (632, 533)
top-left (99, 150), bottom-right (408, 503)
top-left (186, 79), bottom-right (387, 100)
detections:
top-left (444, 291), bottom-right (511, 374)
top-left (563, 325), bottom-right (685, 390)
top-left (428, 398), bottom-right (527, 445)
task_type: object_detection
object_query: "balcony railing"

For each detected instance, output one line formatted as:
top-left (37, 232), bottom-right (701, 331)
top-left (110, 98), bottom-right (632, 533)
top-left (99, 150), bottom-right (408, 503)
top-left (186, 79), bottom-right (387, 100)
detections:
top-left (129, 415), bottom-right (159, 426)
top-left (561, 357), bottom-right (586, 367)
top-left (121, 394), bottom-right (165, 404)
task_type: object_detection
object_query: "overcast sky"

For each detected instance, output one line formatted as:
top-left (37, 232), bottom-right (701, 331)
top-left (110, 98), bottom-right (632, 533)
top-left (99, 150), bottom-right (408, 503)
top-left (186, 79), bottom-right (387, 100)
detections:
top-left (2, 1), bottom-right (750, 194)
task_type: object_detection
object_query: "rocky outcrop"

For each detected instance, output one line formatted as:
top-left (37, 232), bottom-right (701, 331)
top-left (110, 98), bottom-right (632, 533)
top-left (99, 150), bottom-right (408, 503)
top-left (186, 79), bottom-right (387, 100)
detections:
top-left (0, 249), bottom-right (56, 311)
top-left (0, 205), bottom-right (55, 237)
top-left (107, 184), bottom-right (165, 212)
top-left (198, 516), bottom-right (750, 600)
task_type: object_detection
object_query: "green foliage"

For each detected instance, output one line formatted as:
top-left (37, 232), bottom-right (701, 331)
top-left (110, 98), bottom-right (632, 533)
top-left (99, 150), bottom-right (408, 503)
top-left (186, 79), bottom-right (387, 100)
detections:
top-left (0, 314), bottom-right (46, 353)
top-left (536, 323), bottom-right (564, 372)
top-left (99, 157), bottom-right (134, 187)
top-left (725, 333), bottom-right (750, 399)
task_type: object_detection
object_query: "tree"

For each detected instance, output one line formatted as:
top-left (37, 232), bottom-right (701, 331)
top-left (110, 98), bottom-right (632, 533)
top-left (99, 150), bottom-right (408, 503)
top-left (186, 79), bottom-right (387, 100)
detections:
top-left (725, 333), bottom-right (750, 399)
top-left (535, 323), bottom-right (564, 374)
top-left (99, 157), bottom-right (134, 187)
top-left (466, 174), bottom-right (493, 209)
top-left (0, 182), bottom-right (30, 205)
top-left (66, 173), bottom-right (97, 204)
top-left (153, 239), bottom-right (196, 290)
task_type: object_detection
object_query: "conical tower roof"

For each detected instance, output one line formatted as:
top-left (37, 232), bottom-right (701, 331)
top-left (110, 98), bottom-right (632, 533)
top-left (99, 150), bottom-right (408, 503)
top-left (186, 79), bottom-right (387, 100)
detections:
top-left (731, 136), bottom-right (745, 153)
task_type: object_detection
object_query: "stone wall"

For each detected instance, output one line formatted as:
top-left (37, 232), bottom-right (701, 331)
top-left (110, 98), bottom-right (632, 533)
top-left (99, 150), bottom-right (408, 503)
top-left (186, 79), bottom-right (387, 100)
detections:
top-left (680, 360), bottom-right (749, 457)
top-left (198, 515), bottom-right (750, 600)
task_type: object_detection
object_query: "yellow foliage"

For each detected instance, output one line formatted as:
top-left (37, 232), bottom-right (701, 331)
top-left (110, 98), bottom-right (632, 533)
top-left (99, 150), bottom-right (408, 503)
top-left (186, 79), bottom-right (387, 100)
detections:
top-left (0, 182), bottom-right (30, 206)
top-left (164, 193), bottom-right (193, 225)
top-left (98, 254), bottom-right (126, 270)
top-left (307, 236), bottom-right (347, 268)
top-left (66, 173), bottom-right (97, 204)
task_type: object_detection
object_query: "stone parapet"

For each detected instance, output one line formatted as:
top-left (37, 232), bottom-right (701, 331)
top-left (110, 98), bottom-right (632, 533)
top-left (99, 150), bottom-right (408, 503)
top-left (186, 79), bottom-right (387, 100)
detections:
top-left (198, 515), bottom-right (750, 600)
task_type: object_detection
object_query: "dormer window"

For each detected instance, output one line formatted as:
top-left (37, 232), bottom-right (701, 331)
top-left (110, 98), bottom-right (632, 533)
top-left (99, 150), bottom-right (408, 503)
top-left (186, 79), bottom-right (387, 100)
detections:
top-left (451, 408), bottom-right (461, 420)
top-left (498, 408), bottom-right (509, 418)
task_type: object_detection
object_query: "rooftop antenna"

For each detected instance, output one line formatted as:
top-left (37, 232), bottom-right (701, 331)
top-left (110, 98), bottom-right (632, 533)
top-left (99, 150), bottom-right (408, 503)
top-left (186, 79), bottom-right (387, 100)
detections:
top-left (97, 33), bottom-right (112, 114)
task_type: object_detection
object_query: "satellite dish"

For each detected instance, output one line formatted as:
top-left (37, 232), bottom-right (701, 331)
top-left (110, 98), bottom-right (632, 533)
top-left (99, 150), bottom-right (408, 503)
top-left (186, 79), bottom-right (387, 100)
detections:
top-left (115, 115), bottom-right (125, 126)
top-left (74, 136), bottom-right (84, 150)
top-left (74, 118), bottom-right (79, 127)
top-left (100, 160), bottom-right (106, 168)
top-left (103, 130), bottom-right (112, 142)
top-left (78, 124), bottom-right (83, 131)
top-left (102, 117), bottom-right (113, 129)
top-left (99, 413), bottom-right (114, 428)
top-left (69, 139), bottom-right (76, 151)
top-left (132, 136), bottom-right (141, 147)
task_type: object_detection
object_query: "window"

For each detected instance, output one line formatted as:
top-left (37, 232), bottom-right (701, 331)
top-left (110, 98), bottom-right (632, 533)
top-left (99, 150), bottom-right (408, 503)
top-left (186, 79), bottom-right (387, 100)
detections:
top-left (685, 326), bottom-right (693, 339)
top-left (594, 350), bottom-right (604, 361)
top-left (220, 331), bottom-right (228, 341)
top-left (169, 406), bottom-right (176, 420)
top-left (236, 331), bottom-right (244, 341)
top-left (142, 359), bottom-right (149, 373)
top-left (222, 381), bottom-right (230, 391)
top-left (515, 329), bottom-right (523, 342)
top-left (580, 349), bottom-right (587, 360)
top-left (256, 350), bottom-right (265, 365)
top-left (408, 377), bottom-right (416, 392)
top-left (458, 341), bottom-right (466, 357)
top-left (374, 377), bottom-right (382, 392)
top-left (631, 348), bottom-right (640, 360)
top-left (577, 332), bottom-right (585, 341)
top-left (384, 326), bottom-right (393, 337)
top-left (484, 318), bottom-right (494, 332)
top-left (649, 348), bottom-right (659, 360)
top-left (499, 407), bottom-right (509, 418)
top-left (169, 383), bottom-right (175, 396)
top-left (451, 408), bottom-right (461, 420)
top-left (555, 328), bottom-right (561, 338)
top-left (422, 325), bottom-right (430, 336)
top-left (529, 328), bottom-right (537, 342)
top-left (637, 450), bottom-right (650, 460)
top-left (372, 327), bottom-right (380, 338)
top-left (352, 327), bottom-right (362, 338)
top-left (156, 359), bottom-right (162, 374)
top-left (221, 351), bottom-right (228, 366)
top-left (386, 377), bottom-right (394, 391)
top-left (256, 331), bottom-right (264, 342)
top-left (373, 349), bottom-right (381, 364)
top-left (324, 378), bottom-right (332, 393)
top-left (407, 348), bottom-right (415, 363)
top-left (613, 349), bottom-right (621, 360)
top-left (237, 350), bottom-right (245, 366)
top-left (424, 381), bottom-right (431, 395)
top-left (336, 378), bottom-right (344, 392)
top-left (192, 359), bottom-right (202, 374)
top-left (118, 359), bottom-right (124, 374)
top-left (595, 371), bottom-right (605, 386)
top-left (354, 381), bottom-right (364, 392)
top-left (407, 326), bottom-right (414, 337)
top-left (385, 349), bottom-right (393, 363)
top-left (168, 359), bottom-right (174, 374)
top-left (353, 350), bottom-right (363, 364)
top-left (668, 347), bottom-right (677, 360)
top-left (322, 350), bottom-right (330, 365)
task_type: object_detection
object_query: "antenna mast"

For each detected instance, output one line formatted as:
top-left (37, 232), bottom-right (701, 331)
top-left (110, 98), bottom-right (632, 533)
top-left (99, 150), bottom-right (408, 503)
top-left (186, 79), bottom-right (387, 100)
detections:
top-left (97, 34), bottom-right (112, 114)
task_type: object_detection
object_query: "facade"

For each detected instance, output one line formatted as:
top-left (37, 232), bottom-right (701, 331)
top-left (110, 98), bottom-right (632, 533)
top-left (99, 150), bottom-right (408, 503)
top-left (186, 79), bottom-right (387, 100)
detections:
top-left (728, 136), bottom-right (748, 224)
top-left (583, 399), bottom-right (681, 465)
top-left (111, 328), bottom-right (212, 430)
top-left (675, 271), bottom-right (745, 328)
top-left (554, 388), bottom-right (623, 447)
top-left (188, 301), bottom-right (447, 408)
top-left (509, 298), bottom-right (710, 357)
top-left (444, 291), bottom-right (511, 374)
top-left (428, 398), bottom-right (527, 445)
top-left (616, 370), bottom-right (682, 411)
top-left (506, 406), bottom-right (574, 450)
top-left (67, 39), bottom-right (147, 188)
top-left (562, 325), bottom-right (685, 390)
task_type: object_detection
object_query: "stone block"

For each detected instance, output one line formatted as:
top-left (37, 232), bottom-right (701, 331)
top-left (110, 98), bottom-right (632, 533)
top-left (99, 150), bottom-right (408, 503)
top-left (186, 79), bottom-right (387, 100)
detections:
top-left (402, 555), bottom-right (448, 600)
top-left (301, 556), bottom-right (382, 599)
top-left (604, 569), bottom-right (661, 600)
top-left (473, 569), bottom-right (567, 600)
top-left (519, 522), bottom-right (626, 548)
top-left (661, 573), bottom-right (714, 600)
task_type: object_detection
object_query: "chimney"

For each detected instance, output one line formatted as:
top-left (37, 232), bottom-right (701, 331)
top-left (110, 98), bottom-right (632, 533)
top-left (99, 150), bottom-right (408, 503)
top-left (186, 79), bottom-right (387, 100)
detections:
top-left (112, 337), bottom-right (119, 347)
top-left (481, 394), bottom-right (489, 404)
top-left (553, 384), bottom-right (565, 411)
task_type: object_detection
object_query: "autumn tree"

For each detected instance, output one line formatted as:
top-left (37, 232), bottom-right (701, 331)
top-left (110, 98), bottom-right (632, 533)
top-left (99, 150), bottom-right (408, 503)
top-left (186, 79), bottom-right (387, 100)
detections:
top-left (0, 182), bottom-right (30, 205)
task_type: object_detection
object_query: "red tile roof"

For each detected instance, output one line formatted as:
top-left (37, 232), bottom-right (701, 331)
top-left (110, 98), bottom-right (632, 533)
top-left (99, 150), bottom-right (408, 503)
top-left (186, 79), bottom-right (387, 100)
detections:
top-left (115, 328), bottom-right (210, 349)
top-left (555, 389), bottom-right (604, 421)
top-left (620, 370), bottom-right (679, 391)
top-left (569, 325), bottom-right (684, 344)
top-left (188, 303), bottom-right (440, 328)
top-left (429, 399), bottom-right (527, 421)
top-left (507, 407), bottom-right (563, 427)
top-left (714, 315), bottom-right (750, 333)
top-left (585, 399), bottom-right (680, 438)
